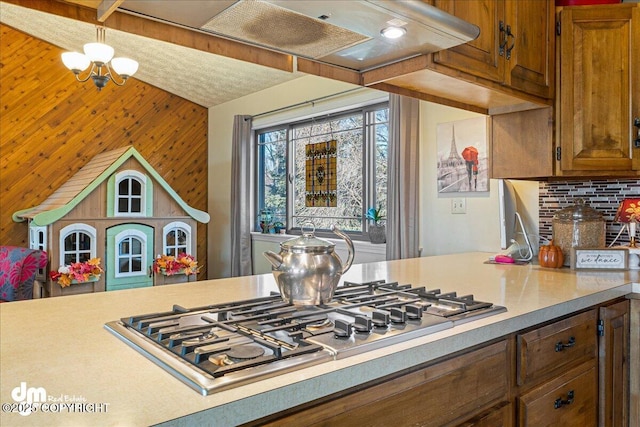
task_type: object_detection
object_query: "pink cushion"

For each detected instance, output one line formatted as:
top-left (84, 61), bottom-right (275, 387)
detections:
top-left (0, 246), bottom-right (48, 301)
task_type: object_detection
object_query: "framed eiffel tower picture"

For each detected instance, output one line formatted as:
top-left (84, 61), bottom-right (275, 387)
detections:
top-left (436, 117), bottom-right (489, 193)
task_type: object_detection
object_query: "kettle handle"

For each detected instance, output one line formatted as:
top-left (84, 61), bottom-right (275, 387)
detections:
top-left (331, 225), bottom-right (354, 274)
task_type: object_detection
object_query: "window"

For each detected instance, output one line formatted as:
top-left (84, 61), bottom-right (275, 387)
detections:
top-left (29, 225), bottom-right (47, 252)
top-left (114, 230), bottom-right (146, 277)
top-left (163, 222), bottom-right (191, 256)
top-left (29, 224), bottom-right (47, 277)
top-left (59, 224), bottom-right (96, 266)
top-left (256, 103), bottom-right (388, 238)
top-left (114, 171), bottom-right (146, 216)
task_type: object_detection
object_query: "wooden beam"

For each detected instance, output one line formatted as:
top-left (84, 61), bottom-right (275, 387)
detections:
top-left (97, 0), bottom-right (124, 22)
top-left (370, 82), bottom-right (489, 115)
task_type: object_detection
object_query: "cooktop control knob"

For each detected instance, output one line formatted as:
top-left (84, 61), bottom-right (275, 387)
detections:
top-left (353, 315), bottom-right (373, 334)
top-left (372, 310), bottom-right (390, 328)
top-left (389, 307), bottom-right (407, 324)
top-left (405, 304), bottom-right (423, 320)
top-left (334, 319), bottom-right (353, 338)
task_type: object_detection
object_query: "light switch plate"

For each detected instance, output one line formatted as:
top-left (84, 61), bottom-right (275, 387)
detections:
top-left (451, 198), bottom-right (466, 214)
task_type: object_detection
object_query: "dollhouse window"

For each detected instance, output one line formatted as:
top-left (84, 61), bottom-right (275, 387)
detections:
top-left (114, 170), bottom-right (147, 217)
top-left (29, 224), bottom-right (47, 277)
top-left (163, 222), bottom-right (191, 256)
top-left (114, 229), bottom-right (147, 277)
top-left (29, 225), bottom-right (47, 252)
top-left (59, 224), bottom-right (96, 266)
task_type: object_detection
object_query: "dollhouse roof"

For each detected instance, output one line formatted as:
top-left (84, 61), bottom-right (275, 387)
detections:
top-left (12, 147), bottom-right (210, 226)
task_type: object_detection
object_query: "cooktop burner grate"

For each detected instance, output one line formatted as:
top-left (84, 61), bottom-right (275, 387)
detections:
top-left (105, 280), bottom-right (506, 395)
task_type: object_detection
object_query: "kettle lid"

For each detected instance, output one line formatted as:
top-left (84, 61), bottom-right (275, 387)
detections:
top-left (280, 224), bottom-right (335, 252)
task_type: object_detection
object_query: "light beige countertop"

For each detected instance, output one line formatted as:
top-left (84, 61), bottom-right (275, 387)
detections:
top-left (1, 252), bottom-right (638, 426)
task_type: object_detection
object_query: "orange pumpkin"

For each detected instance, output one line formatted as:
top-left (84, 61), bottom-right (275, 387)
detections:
top-left (538, 240), bottom-right (564, 268)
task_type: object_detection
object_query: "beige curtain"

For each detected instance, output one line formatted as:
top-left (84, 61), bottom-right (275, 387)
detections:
top-left (230, 115), bottom-right (254, 276)
top-left (386, 94), bottom-right (420, 260)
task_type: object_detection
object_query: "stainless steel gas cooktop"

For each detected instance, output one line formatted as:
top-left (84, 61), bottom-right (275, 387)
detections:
top-left (104, 280), bottom-right (506, 395)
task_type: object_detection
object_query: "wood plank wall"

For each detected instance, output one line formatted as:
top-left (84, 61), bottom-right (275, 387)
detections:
top-left (0, 24), bottom-right (209, 279)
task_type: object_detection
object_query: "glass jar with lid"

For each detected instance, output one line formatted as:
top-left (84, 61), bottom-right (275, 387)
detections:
top-left (552, 198), bottom-right (605, 266)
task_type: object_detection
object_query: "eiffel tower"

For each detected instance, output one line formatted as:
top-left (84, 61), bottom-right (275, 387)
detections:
top-left (444, 124), bottom-right (463, 167)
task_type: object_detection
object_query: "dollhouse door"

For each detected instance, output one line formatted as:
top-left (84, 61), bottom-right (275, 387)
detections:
top-left (105, 224), bottom-right (154, 291)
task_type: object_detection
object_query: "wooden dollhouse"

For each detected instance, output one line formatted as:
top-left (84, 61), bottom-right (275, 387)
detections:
top-left (12, 147), bottom-right (209, 297)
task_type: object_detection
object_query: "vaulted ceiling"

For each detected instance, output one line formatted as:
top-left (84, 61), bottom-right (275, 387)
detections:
top-left (0, 0), bottom-right (306, 107)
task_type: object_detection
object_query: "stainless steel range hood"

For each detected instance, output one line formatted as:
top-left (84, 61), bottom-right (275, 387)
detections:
top-left (119, 0), bottom-right (480, 71)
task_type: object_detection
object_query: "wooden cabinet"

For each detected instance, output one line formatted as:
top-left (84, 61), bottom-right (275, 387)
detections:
top-left (517, 309), bottom-right (597, 387)
top-left (249, 300), bottom-right (630, 427)
top-left (518, 362), bottom-right (597, 426)
top-left (556, 4), bottom-right (640, 176)
top-left (516, 309), bottom-right (598, 426)
top-left (491, 3), bottom-right (640, 180)
top-left (434, 0), bottom-right (555, 100)
top-left (363, 0), bottom-right (555, 114)
top-left (598, 300), bottom-right (630, 427)
top-left (251, 340), bottom-right (510, 427)
top-left (490, 107), bottom-right (554, 179)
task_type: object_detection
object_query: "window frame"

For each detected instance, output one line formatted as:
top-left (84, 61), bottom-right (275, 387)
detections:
top-left (162, 221), bottom-right (192, 257)
top-left (114, 170), bottom-right (147, 217)
top-left (58, 223), bottom-right (96, 266)
top-left (113, 229), bottom-right (147, 278)
top-left (255, 101), bottom-right (388, 240)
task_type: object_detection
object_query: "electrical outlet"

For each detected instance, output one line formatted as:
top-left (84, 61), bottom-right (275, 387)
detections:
top-left (451, 198), bottom-right (466, 214)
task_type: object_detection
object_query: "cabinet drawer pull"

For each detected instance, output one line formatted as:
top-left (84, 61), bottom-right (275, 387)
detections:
top-left (499, 21), bottom-right (507, 56)
top-left (505, 25), bottom-right (515, 60)
top-left (634, 117), bottom-right (640, 148)
top-left (554, 336), bottom-right (575, 352)
top-left (554, 390), bottom-right (575, 409)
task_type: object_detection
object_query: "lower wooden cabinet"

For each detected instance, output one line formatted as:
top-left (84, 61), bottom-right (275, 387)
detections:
top-left (599, 300), bottom-right (631, 427)
top-left (518, 362), bottom-right (597, 427)
top-left (246, 300), bottom-right (630, 427)
top-left (517, 309), bottom-right (597, 387)
top-left (253, 340), bottom-right (510, 427)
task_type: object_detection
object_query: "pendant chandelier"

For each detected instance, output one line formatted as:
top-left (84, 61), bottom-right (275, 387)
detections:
top-left (61, 27), bottom-right (138, 91)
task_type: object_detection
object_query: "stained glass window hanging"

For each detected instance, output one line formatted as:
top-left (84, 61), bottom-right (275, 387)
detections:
top-left (305, 139), bottom-right (337, 207)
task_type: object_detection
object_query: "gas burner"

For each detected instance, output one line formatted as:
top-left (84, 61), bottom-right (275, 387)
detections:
top-left (105, 280), bottom-right (506, 395)
top-left (227, 344), bottom-right (266, 360)
top-left (304, 318), bottom-right (333, 331)
top-left (180, 329), bottom-right (218, 345)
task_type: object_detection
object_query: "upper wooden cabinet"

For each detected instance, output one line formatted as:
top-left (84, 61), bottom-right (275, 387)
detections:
top-left (433, 0), bottom-right (555, 100)
top-left (363, 1), bottom-right (555, 114)
top-left (557, 3), bottom-right (640, 176)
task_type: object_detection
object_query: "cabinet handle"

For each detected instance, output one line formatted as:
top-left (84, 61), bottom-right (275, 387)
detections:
top-left (634, 117), bottom-right (640, 148)
top-left (554, 336), bottom-right (575, 352)
top-left (554, 390), bottom-right (575, 409)
top-left (499, 21), bottom-right (507, 57)
top-left (505, 25), bottom-right (515, 60)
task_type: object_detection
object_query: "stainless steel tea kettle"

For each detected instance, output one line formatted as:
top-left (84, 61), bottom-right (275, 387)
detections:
top-left (263, 224), bottom-right (354, 306)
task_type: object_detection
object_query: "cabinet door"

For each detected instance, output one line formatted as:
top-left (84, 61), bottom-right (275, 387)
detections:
top-left (490, 107), bottom-right (554, 179)
top-left (504, 0), bottom-right (555, 99)
top-left (433, 0), bottom-right (505, 84)
top-left (434, 0), bottom-right (554, 99)
top-left (599, 300), bottom-right (630, 427)
top-left (559, 4), bottom-right (640, 174)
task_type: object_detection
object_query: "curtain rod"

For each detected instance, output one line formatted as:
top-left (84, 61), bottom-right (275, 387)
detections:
top-left (247, 87), bottom-right (363, 121)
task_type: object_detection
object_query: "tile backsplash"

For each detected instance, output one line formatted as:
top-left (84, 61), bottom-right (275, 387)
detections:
top-left (539, 179), bottom-right (640, 246)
